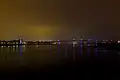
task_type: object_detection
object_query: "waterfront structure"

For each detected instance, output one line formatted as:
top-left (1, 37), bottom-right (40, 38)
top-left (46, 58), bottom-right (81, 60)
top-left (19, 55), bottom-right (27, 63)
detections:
top-left (0, 40), bottom-right (19, 46)
top-left (0, 38), bottom-right (25, 46)
top-left (0, 36), bottom-right (119, 47)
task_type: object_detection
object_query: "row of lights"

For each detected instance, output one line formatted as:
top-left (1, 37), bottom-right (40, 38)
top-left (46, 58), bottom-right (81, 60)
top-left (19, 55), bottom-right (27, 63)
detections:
top-left (1, 45), bottom-right (26, 48)
top-left (33, 40), bottom-right (61, 42)
top-left (0, 42), bottom-right (27, 45)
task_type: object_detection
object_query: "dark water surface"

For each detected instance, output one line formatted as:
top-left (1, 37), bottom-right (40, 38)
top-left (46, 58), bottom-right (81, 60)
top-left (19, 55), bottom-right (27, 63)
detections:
top-left (0, 44), bottom-right (120, 79)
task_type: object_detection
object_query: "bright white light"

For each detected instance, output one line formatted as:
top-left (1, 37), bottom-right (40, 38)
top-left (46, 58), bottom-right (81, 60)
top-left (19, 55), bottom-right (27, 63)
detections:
top-left (23, 42), bottom-right (26, 44)
top-left (118, 40), bottom-right (120, 43)
top-left (73, 41), bottom-right (77, 45)
top-left (72, 41), bottom-right (77, 47)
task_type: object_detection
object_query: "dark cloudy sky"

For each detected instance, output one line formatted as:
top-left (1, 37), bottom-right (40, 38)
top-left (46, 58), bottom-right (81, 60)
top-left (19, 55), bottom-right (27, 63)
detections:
top-left (0, 0), bottom-right (120, 40)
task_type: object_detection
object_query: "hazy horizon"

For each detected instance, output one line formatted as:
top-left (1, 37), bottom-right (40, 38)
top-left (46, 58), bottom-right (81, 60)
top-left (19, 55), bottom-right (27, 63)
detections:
top-left (0, 0), bottom-right (120, 40)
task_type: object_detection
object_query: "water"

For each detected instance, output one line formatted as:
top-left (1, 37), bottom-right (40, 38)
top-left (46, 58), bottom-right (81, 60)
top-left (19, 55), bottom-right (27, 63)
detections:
top-left (0, 44), bottom-right (120, 78)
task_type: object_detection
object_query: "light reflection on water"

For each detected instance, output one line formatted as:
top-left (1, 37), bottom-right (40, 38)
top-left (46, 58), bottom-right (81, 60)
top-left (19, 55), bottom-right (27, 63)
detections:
top-left (57, 44), bottom-right (60, 57)
top-left (65, 44), bottom-right (68, 57)
top-left (95, 48), bottom-right (98, 57)
top-left (87, 46), bottom-right (90, 57)
top-left (0, 45), bottom-right (119, 68)
top-left (19, 46), bottom-right (23, 56)
top-left (72, 46), bottom-right (75, 61)
top-left (80, 44), bottom-right (83, 56)
top-left (12, 47), bottom-right (16, 52)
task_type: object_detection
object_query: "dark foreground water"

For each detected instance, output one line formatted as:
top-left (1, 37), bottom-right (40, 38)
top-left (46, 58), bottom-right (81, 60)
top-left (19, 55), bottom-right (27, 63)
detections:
top-left (0, 44), bottom-right (120, 79)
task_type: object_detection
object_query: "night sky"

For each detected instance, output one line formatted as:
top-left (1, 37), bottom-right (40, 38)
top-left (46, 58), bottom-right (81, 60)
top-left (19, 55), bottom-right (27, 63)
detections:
top-left (0, 0), bottom-right (120, 40)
